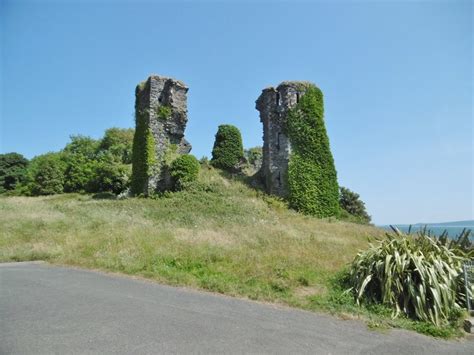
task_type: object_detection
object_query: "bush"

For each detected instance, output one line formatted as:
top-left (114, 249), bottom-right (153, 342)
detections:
top-left (86, 155), bottom-right (131, 194)
top-left (0, 153), bottom-right (29, 193)
top-left (61, 135), bottom-right (100, 192)
top-left (28, 153), bottom-right (66, 196)
top-left (339, 187), bottom-right (371, 223)
top-left (63, 155), bottom-right (97, 193)
top-left (211, 125), bottom-right (244, 171)
top-left (169, 154), bottom-right (200, 191)
top-left (287, 86), bottom-right (339, 217)
top-left (349, 232), bottom-right (466, 326)
top-left (98, 127), bottom-right (134, 164)
top-left (244, 146), bottom-right (262, 171)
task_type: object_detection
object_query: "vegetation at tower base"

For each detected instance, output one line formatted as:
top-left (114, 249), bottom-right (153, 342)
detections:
top-left (211, 124), bottom-right (244, 171)
top-left (286, 86), bottom-right (339, 217)
top-left (86, 155), bottom-right (131, 194)
top-left (0, 153), bottom-right (29, 193)
top-left (131, 109), bottom-right (156, 196)
top-left (169, 154), bottom-right (200, 191)
top-left (339, 187), bottom-right (371, 224)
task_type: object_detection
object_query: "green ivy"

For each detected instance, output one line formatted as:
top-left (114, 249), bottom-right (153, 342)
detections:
top-left (131, 109), bottom-right (156, 195)
top-left (211, 124), bottom-right (244, 171)
top-left (286, 86), bottom-right (339, 217)
top-left (156, 105), bottom-right (172, 120)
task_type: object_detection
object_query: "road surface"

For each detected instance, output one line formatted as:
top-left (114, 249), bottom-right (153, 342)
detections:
top-left (1, 262), bottom-right (472, 354)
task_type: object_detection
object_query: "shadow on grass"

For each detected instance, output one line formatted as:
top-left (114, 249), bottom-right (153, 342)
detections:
top-left (92, 192), bottom-right (117, 200)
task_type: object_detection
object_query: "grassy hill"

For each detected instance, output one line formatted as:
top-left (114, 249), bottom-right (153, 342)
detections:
top-left (11, 166), bottom-right (464, 335)
top-left (1, 166), bottom-right (381, 303)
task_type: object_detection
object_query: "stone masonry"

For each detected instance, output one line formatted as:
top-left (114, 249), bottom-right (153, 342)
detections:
top-left (135, 74), bottom-right (191, 194)
top-left (256, 81), bottom-right (312, 197)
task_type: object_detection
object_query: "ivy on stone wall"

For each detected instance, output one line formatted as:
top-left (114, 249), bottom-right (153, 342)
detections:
top-left (156, 105), bottom-right (172, 120)
top-left (286, 86), bottom-right (339, 217)
top-left (131, 109), bottom-right (156, 195)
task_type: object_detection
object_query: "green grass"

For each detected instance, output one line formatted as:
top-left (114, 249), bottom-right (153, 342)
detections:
top-left (0, 167), bottom-right (462, 338)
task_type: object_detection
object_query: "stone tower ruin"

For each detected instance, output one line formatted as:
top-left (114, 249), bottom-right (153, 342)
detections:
top-left (132, 75), bottom-right (192, 195)
top-left (256, 81), bottom-right (312, 197)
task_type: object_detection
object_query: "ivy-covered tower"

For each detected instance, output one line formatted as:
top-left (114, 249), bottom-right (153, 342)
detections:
top-left (256, 81), bottom-right (339, 217)
top-left (131, 75), bottom-right (192, 196)
top-left (256, 81), bottom-right (311, 197)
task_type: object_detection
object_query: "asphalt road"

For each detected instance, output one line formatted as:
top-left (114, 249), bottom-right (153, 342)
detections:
top-left (1, 262), bottom-right (472, 354)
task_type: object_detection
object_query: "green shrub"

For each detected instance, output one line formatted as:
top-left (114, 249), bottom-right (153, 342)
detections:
top-left (287, 86), bottom-right (339, 217)
top-left (63, 155), bottom-right (97, 193)
top-left (86, 155), bottom-right (131, 194)
top-left (61, 135), bottom-right (100, 193)
top-left (244, 146), bottom-right (262, 172)
top-left (0, 153), bottom-right (29, 193)
top-left (211, 125), bottom-right (244, 171)
top-left (27, 153), bottom-right (66, 196)
top-left (169, 154), bottom-right (200, 191)
top-left (400, 225), bottom-right (473, 258)
top-left (349, 232), bottom-right (466, 326)
top-left (339, 187), bottom-right (371, 223)
top-left (98, 127), bottom-right (134, 164)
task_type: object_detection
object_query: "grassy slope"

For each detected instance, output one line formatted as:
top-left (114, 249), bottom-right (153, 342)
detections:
top-left (3, 167), bottom-right (458, 337)
top-left (0, 167), bottom-right (379, 301)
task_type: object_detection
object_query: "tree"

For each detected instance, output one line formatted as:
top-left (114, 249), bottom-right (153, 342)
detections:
top-left (63, 135), bottom-right (99, 160)
top-left (211, 125), bottom-right (244, 171)
top-left (62, 135), bottom-right (100, 192)
top-left (28, 153), bottom-right (66, 196)
top-left (98, 127), bottom-right (134, 164)
top-left (0, 153), bottom-right (29, 193)
top-left (339, 187), bottom-right (371, 223)
top-left (86, 154), bottom-right (131, 194)
top-left (63, 155), bottom-right (98, 193)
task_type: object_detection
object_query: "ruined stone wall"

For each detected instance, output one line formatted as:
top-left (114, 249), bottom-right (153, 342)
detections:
top-left (132, 75), bottom-right (191, 195)
top-left (255, 81), bottom-right (311, 197)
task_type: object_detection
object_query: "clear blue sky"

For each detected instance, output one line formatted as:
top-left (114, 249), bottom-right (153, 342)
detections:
top-left (1, 0), bottom-right (472, 225)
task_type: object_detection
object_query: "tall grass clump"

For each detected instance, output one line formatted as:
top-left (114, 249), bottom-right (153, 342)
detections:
top-left (349, 232), bottom-right (466, 326)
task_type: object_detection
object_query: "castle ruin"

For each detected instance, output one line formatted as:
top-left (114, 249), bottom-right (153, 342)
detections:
top-left (132, 75), bottom-right (191, 195)
top-left (256, 81), bottom-right (312, 197)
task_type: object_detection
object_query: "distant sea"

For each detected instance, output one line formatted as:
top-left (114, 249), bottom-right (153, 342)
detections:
top-left (380, 220), bottom-right (474, 239)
